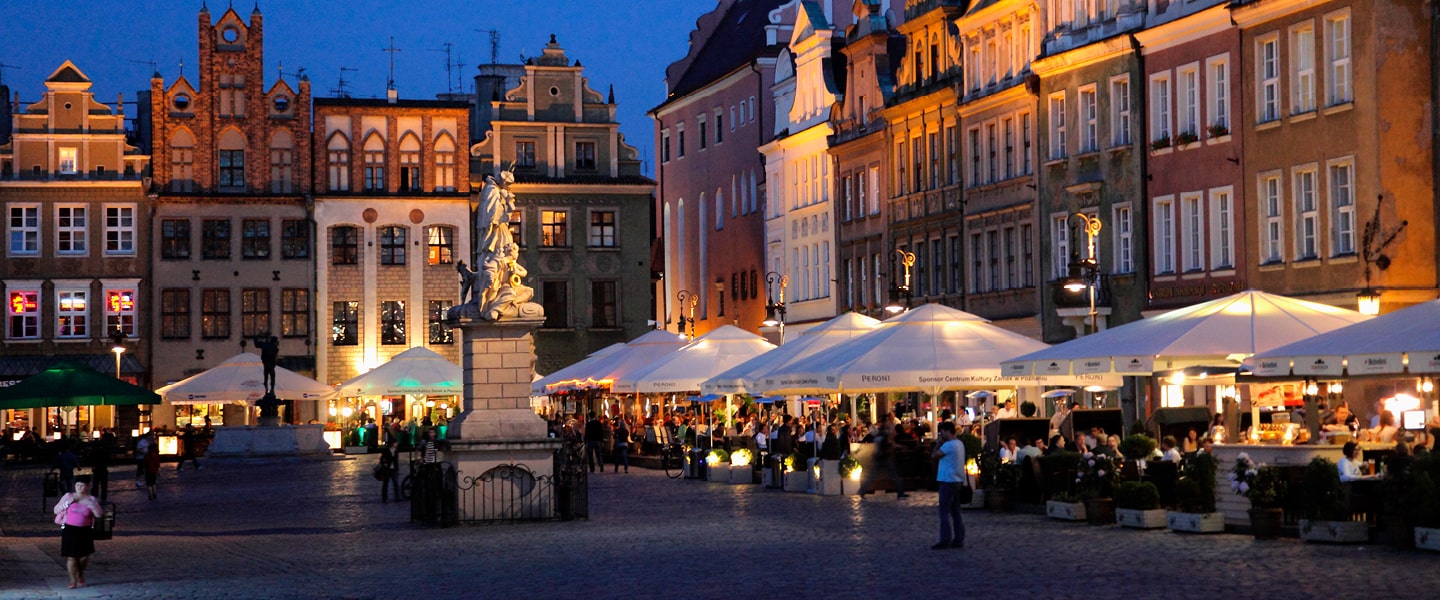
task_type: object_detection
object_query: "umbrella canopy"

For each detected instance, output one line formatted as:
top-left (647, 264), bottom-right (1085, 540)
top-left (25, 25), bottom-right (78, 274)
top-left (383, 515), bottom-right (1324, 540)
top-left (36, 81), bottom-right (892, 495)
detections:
top-left (1002, 290), bottom-right (1370, 377)
top-left (157, 353), bottom-right (337, 405)
top-left (614, 326), bottom-right (776, 394)
top-left (0, 362), bottom-right (159, 409)
top-left (1249, 298), bottom-right (1440, 377)
top-left (764, 303), bottom-right (1075, 396)
top-left (531, 342), bottom-right (627, 395)
top-left (337, 346), bottom-right (462, 397)
top-left (700, 312), bottom-right (881, 395)
top-left (545, 330), bottom-right (690, 392)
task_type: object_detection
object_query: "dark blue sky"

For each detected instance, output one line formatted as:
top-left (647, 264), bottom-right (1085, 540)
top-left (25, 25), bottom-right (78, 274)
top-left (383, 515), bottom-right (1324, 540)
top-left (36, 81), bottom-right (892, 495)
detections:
top-left (0, 1), bottom-right (712, 175)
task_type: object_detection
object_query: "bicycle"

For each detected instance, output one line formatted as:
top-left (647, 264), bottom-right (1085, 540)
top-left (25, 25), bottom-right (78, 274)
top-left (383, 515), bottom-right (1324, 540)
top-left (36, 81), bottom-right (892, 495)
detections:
top-left (660, 444), bottom-right (686, 479)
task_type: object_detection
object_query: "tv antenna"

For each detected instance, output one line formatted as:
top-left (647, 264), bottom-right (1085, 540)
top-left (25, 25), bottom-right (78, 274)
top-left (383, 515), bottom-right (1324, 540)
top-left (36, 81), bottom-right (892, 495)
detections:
top-left (278, 62), bottom-right (306, 83)
top-left (129, 59), bottom-right (158, 76)
top-left (382, 36), bottom-right (402, 90)
top-left (428, 43), bottom-right (466, 94)
top-left (0, 62), bottom-right (20, 87)
top-left (331, 66), bottom-right (358, 98)
top-left (474, 29), bottom-right (500, 65)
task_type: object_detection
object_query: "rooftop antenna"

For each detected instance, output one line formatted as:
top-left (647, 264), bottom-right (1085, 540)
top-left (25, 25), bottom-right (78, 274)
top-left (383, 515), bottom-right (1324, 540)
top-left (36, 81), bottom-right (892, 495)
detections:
top-left (382, 36), bottom-right (402, 90)
top-left (129, 59), bottom-right (158, 77)
top-left (278, 62), bottom-right (306, 83)
top-left (429, 42), bottom-right (458, 94)
top-left (474, 29), bottom-right (500, 65)
top-left (331, 66), bottom-right (358, 98)
top-left (0, 62), bottom-right (21, 86)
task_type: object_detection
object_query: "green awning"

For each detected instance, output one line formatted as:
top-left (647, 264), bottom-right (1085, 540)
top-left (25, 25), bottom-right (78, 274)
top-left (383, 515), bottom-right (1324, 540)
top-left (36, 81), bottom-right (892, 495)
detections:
top-left (0, 361), bottom-right (159, 409)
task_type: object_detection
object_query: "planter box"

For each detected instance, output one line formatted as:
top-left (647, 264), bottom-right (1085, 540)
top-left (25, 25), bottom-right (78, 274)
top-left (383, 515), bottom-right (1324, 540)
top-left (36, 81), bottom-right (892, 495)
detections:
top-left (1167, 511), bottom-right (1225, 533)
top-left (783, 470), bottom-right (809, 492)
top-left (707, 462), bottom-right (729, 482)
top-left (343, 446), bottom-right (369, 455)
top-left (1046, 500), bottom-right (1086, 521)
top-left (1116, 508), bottom-right (1168, 529)
top-left (1300, 519), bottom-right (1368, 544)
top-left (762, 469), bottom-right (775, 488)
top-left (1416, 527), bottom-right (1440, 552)
top-left (811, 460), bottom-right (842, 495)
top-left (729, 464), bottom-right (753, 484)
top-left (963, 488), bottom-right (986, 510)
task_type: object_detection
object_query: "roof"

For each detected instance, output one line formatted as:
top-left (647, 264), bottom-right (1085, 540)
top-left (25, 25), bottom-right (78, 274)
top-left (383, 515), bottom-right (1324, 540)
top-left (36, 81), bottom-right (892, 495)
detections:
top-left (510, 173), bottom-right (656, 186)
top-left (662, 0), bottom-right (788, 106)
top-left (314, 97), bottom-right (471, 110)
top-left (46, 61), bottom-right (90, 84)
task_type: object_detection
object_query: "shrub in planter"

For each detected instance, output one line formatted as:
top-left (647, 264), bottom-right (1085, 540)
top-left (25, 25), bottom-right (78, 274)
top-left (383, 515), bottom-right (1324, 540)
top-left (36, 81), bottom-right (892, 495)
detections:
top-left (1177, 452), bottom-right (1219, 514)
top-left (1150, 135), bottom-right (1171, 151)
top-left (1020, 401), bottom-right (1037, 417)
top-left (1406, 456), bottom-right (1440, 530)
top-left (1175, 130), bottom-right (1199, 145)
top-left (1300, 457), bottom-right (1347, 522)
top-left (1118, 434), bottom-right (1157, 462)
top-left (1075, 451), bottom-right (1119, 500)
top-left (1116, 480), bottom-right (1160, 510)
top-left (705, 448), bottom-right (730, 466)
top-left (1207, 123), bottom-right (1230, 138)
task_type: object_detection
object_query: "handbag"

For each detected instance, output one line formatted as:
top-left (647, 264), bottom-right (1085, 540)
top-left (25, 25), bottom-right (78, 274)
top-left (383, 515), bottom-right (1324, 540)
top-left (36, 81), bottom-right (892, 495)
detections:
top-left (958, 483), bottom-right (974, 504)
top-left (372, 464), bottom-right (388, 481)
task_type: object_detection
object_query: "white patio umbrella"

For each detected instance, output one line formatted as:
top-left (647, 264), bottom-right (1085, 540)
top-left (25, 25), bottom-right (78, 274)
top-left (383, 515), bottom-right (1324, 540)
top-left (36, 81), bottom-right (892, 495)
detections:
top-left (701, 312), bottom-right (880, 396)
top-left (544, 329), bottom-right (689, 393)
top-left (764, 303), bottom-right (1088, 397)
top-left (1001, 290), bottom-right (1370, 377)
top-left (614, 326), bottom-right (776, 394)
top-left (1249, 298), bottom-right (1440, 377)
top-left (158, 352), bottom-right (337, 404)
top-left (531, 342), bottom-right (627, 395)
top-left (336, 346), bottom-right (462, 397)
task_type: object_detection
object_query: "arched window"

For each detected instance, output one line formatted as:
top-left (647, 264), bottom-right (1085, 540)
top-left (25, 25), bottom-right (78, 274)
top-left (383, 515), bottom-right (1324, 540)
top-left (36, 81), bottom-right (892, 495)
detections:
top-left (399, 133), bottom-right (422, 192)
top-left (363, 133), bottom-right (386, 192)
top-left (434, 133), bottom-right (456, 192)
top-left (169, 128), bottom-right (195, 192)
top-left (327, 133), bottom-right (351, 192)
top-left (269, 130), bottom-right (293, 193)
top-left (715, 190), bottom-right (724, 230)
top-left (217, 128), bottom-right (246, 191)
top-left (330, 225), bottom-right (359, 265)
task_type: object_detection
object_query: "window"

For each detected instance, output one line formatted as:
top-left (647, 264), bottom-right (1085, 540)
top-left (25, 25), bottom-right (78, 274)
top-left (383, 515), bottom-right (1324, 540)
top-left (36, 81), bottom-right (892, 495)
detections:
top-left (1291, 24), bottom-right (1316, 115)
top-left (1002, 118), bottom-right (1015, 179)
top-left (1110, 75), bottom-right (1131, 146)
top-left (56, 288), bottom-right (88, 338)
top-left (102, 287), bottom-right (137, 337)
top-left (1003, 227), bottom-right (1016, 289)
top-left (281, 289), bottom-right (309, 337)
top-left (1207, 57), bottom-right (1230, 133)
top-left (9, 204), bottom-right (39, 255)
top-left (219, 150), bottom-right (245, 190)
top-left (660, 131), bottom-right (671, 163)
top-left (1150, 74), bottom-right (1172, 143)
top-left (967, 127), bottom-right (981, 185)
top-left (841, 175), bottom-right (853, 221)
top-left (160, 219), bottom-right (190, 260)
top-left (1048, 93), bottom-right (1066, 159)
top-left (269, 131), bottom-right (294, 193)
top-left (698, 118), bottom-right (708, 150)
top-left (1154, 198), bottom-right (1175, 274)
top-left (541, 210), bottom-right (568, 247)
top-left (1325, 11), bottom-right (1352, 105)
top-left (911, 136), bottom-right (923, 191)
top-left (379, 226), bottom-right (407, 265)
top-left (434, 135), bottom-right (457, 191)
top-left (170, 130), bottom-right (196, 192)
top-left (281, 219), bottom-right (308, 259)
top-left (399, 135), bottom-right (421, 192)
top-left (59, 147), bottom-right (78, 174)
top-left (970, 233), bottom-right (984, 292)
top-left (541, 281), bottom-right (568, 328)
top-left (201, 289), bottom-right (231, 339)
top-left (242, 219), bottom-right (270, 260)
top-left (428, 300), bottom-right (453, 344)
top-left (327, 134), bottom-right (351, 192)
top-left (1020, 223), bottom-right (1034, 287)
top-left (202, 219), bottom-right (230, 260)
top-left (364, 135), bottom-right (386, 191)
top-left (241, 288), bottom-right (270, 337)
top-left (1178, 65), bottom-right (1199, 138)
top-left (331, 301), bottom-right (358, 346)
top-left (426, 226), bottom-right (455, 265)
top-left (509, 209), bottom-right (524, 246)
top-left (589, 211), bottom-right (616, 247)
top-left (715, 111), bottom-right (724, 143)
top-left (56, 205), bottom-right (87, 255)
top-left (1021, 112), bottom-right (1033, 174)
top-left (7, 290), bottom-right (39, 339)
top-left (894, 139), bottom-right (906, 195)
top-left (1182, 193), bottom-right (1204, 272)
top-left (380, 301), bottom-right (406, 345)
top-left (591, 281), bottom-right (618, 328)
top-left (946, 125), bottom-right (959, 185)
top-left (1261, 173), bottom-right (1284, 263)
top-left (915, 240), bottom-right (927, 297)
top-left (1258, 35), bottom-right (1280, 122)
top-left (1113, 205), bottom-right (1133, 274)
top-left (331, 226), bottom-right (359, 265)
top-left (1294, 167), bottom-right (1318, 259)
top-left (677, 127), bottom-right (686, 158)
top-left (948, 235), bottom-right (961, 293)
top-left (930, 131), bottom-right (942, 189)
top-left (102, 205), bottom-right (136, 255)
top-left (1329, 160), bottom-right (1355, 256)
top-left (1078, 85), bottom-right (1098, 152)
top-left (985, 124), bottom-right (997, 183)
top-left (161, 288), bottom-right (190, 339)
top-left (574, 141), bottom-right (596, 170)
top-left (1051, 214), bottom-right (1069, 280)
top-left (1211, 188), bottom-right (1234, 269)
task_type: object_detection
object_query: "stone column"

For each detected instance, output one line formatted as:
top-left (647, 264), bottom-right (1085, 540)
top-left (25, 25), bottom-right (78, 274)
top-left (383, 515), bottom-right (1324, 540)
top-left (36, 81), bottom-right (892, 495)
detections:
top-left (446, 314), bottom-right (550, 441)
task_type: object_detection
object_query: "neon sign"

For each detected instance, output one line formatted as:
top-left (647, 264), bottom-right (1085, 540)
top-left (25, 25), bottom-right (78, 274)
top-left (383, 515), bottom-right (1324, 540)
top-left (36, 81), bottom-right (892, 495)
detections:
top-left (108, 291), bottom-right (135, 313)
top-left (9, 292), bottom-right (37, 314)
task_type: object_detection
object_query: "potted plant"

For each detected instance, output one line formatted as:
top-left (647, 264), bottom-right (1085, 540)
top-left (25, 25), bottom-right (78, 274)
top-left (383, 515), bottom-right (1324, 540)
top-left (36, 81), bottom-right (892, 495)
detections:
top-left (783, 451), bottom-right (809, 492)
top-left (1150, 134), bottom-right (1171, 151)
top-left (1020, 401), bottom-right (1037, 418)
top-left (1168, 451), bottom-right (1223, 533)
top-left (1043, 451), bottom-right (1085, 520)
top-left (1118, 433), bottom-right (1158, 478)
top-left (728, 448), bottom-right (755, 485)
top-left (705, 448), bottom-right (730, 483)
top-left (1230, 452), bottom-right (1287, 539)
top-left (1298, 457), bottom-right (1367, 543)
top-left (839, 455), bottom-right (864, 495)
top-left (979, 450), bottom-right (1019, 511)
top-left (1175, 130), bottom-right (1199, 146)
top-left (1076, 450), bottom-right (1119, 525)
top-left (1115, 480), bottom-right (1166, 529)
top-left (1207, 122), bottom-right (1230, 138)
top-left (1047, 490), bottom-right (1087, 521)
top-left (1409, 456), bottom-right (1440, 551)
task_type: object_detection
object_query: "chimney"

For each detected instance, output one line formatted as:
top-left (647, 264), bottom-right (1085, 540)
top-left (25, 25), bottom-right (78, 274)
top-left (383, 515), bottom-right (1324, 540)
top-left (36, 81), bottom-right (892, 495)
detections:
top-left (387, 86), bottom-right (398, 104)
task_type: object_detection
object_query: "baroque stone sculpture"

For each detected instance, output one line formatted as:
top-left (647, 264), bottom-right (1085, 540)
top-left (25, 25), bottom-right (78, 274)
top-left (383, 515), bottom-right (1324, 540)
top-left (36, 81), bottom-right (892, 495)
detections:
top-left (449, 168), bottom-right (542, 322)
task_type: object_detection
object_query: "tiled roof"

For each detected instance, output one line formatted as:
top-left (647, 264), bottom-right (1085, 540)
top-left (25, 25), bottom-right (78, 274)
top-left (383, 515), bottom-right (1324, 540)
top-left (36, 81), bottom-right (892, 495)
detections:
top-left (509, 173), bottom-right (656, 186)
top-left (665, 0), bottom-right (788, 104)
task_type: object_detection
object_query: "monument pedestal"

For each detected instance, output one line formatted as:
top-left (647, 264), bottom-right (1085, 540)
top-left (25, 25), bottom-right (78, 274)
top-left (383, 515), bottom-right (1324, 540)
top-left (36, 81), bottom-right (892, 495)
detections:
top-left (206, 424), bottom-right (331, 457)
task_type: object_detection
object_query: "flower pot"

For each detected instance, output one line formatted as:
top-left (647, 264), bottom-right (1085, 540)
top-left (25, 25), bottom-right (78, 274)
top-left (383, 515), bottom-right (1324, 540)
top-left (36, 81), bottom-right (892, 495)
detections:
top-left (1299, 519), bottom-right (1368, 544)
top-left (729, 464), bottom-right (753, 484)
top-left (783, 470), bottom-right (809, 492)
top-left (1084, 497), bottom-right (1116, 526)
top-left (1249, 508), bottom-right (1284, 540)
top-left (1116, 508), bottom-right (1167, 529)
top-left (706, 461), bottom-right (729, 482)
top-left (1415, 527), bottom-right (1440, 552)
top-left (1046, 500), bottom-right (1086, 521)
top-left (985, 489), bottom-right (1012, 512)
top-left (1167, 511), bottom-right (1225, 533)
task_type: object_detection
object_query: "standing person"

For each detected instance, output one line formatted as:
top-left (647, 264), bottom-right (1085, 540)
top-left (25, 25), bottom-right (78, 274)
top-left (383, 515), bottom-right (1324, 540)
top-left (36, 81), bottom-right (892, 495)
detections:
top-left (176, 424), bottom-right (201, 470)
top-left (142, 442), bottom-right (161, 500)
top-left (858, 416), bottom-right (908, 499)
top-left (90, 433), bottom-right (113, 503)
top-left (612, 419), bottom-right (630, 473)
top-left (133, 433), bottom-right (152, 487)
top-left (583, 413), bottom-right (604, 473)
top-left (378, 440), bottom-right (401, 502)
top-left (930, 421), bottom-right (967, 549)
top-left (53, 476), bottom-right (104, 588)
top-left (56, 444), bottom-right (79, 493)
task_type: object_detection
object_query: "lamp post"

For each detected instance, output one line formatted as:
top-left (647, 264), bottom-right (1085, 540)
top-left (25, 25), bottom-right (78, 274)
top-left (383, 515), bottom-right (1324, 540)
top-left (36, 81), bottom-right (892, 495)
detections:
top-left (885, 249), bottom-right (916, 314)
top-left (676, 290), bottom-right (697, 339)
top-left (109, 327), bottom-right (127, 379)
top-left (1062, 213), bottom-right (1103, 335)
top-left (1357, 194), bottom-right (1408, 315)
top-left (762, 272), bottom-right (789, 344)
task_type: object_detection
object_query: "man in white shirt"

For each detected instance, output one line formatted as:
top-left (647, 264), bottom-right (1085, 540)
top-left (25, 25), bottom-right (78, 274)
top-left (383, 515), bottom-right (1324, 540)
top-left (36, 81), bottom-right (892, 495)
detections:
top-left (995, 400), bottom-right (1018, 420)
top-left (930, 421), bottom-right (967, 550)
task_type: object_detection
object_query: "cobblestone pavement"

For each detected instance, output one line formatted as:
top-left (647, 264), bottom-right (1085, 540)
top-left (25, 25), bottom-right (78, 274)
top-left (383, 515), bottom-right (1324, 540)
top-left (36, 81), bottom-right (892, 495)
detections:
top-left (1, 456), bottom-right (1434, 599)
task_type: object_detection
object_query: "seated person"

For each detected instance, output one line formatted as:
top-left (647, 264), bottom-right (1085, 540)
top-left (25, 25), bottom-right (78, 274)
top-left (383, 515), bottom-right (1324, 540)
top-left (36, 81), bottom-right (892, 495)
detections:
top-left (994, 400), bottom-right (1018, 420)
top-left (999, 436), bottom-right (1018, 463)
top-left (1044, 434), bottom-right (1067, 456)
top-left (1337, 441), bottom-right (1378, 482)
top-left (1385, 437), bottom-right (1414, 480)
top-left (1367, 411), bottom-right (1399, 444)
top-left (1015, 438), bottom-right (1042, 463)
top-left (1181, 429), bottom-right (1200, 454)
top-left (1158, 435), bottom-right (1182, 462)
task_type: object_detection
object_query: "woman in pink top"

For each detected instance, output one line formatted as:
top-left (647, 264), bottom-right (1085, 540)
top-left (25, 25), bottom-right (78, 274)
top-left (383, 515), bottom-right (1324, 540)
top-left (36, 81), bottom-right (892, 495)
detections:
top-left (53, 476), bottom-right (104, 588)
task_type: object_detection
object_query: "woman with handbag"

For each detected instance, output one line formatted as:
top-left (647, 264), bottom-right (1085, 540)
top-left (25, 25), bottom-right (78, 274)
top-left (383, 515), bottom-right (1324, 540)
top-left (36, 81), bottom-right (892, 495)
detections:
top-left (53, 476), bottom-right (104, 588)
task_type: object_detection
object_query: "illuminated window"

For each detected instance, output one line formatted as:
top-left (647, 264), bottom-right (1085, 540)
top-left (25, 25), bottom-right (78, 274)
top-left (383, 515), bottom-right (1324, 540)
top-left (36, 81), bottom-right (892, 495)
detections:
top-left (380, 300), bottom-right (406, 345)
top-left (201, 289), bottom-right (231, 339)
top-left (56, 288), bottom-right (88, 338)
top-left (59, 147), bottom-right (78, 174)
top-left (509, 210), bottom-right (524, 246)
top-left (105, 288), bottom-right (137, 338)
top-left (241, 288), bottom-right (270, 337)
top-left (589, 211), bottom-right (616, 247)
top-left (7, 290), bottom-right (40, 339)
top-left (399, 134), bottom-right (421, 191)
top-left (426, 226), bottom-right (454, 265)
top-left (364, 135), bottom-right (386, 191)
top-left (161, 288), bottom-right (190, 339)
top-left (434, 135), bottom-right (456, 192)
top-left (56, 205), bottom-right (87, 255)
top-left (428, 300), bottom-right (453, 344)
top-left (242, 219), bottom-right (270, 260)
top-left (379, 226), bottom-right (407, 265)
top-left (331, 301), bottom-right (358, 346)
top-left (331, 226), bottom-right (358, 265)
top-left (8, 204), bottom-right (39, 255)
top-left (541, 210), bottom-right (568, 247)
top-left (281, 288), bottom-right (309, 338)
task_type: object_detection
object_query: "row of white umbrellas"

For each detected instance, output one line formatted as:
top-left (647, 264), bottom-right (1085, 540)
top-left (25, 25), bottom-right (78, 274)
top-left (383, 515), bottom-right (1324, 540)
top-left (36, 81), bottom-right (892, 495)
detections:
top-left (156, 346), bottom-right (466, 406)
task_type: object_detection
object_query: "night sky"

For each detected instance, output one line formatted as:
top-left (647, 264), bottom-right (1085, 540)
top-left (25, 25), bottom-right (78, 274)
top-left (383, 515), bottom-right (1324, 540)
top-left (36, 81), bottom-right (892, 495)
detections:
top-left (0, 1), bottom-right (712, 175)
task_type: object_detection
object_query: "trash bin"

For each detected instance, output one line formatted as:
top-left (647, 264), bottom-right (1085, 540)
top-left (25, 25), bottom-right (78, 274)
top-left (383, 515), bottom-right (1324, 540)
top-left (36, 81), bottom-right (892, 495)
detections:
top-left (93, 502), bottom-right (116, 541)
top-left (766, 454), bottom-right (785, 489)
top-left (686, 448), bottom-right (708, 480)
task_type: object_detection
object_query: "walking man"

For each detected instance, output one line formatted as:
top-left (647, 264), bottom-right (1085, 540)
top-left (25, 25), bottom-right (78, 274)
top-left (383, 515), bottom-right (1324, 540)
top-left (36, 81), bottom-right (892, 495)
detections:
top-left (931, 421), bottom-right (967, 549)
top-left (176, 425), bottom-right (201, 470)
top-left (583, 413), bottom-right (604, 473)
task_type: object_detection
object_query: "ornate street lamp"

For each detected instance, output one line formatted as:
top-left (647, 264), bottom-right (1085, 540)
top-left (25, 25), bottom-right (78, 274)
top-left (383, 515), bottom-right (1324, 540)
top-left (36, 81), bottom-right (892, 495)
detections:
top-left (109, 327), bottom-right (127, 379)
top-left (885, 249), bottom-right (916, 314)
top-left (676, 290), bottom-right (697, 339)
top-left (1063, 213), bottom-right (1103, 335)
top-left (762, 272), bottom-right (789, 344)
top-left (1357, 194), bottom-right (1408, 315)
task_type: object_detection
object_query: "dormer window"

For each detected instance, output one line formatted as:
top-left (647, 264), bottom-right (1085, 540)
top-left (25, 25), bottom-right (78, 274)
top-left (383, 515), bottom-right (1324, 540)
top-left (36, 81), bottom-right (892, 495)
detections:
top-left (273, 96), bottom-right (290, 113)
top-left (173, 94), bottom-right (191, 111)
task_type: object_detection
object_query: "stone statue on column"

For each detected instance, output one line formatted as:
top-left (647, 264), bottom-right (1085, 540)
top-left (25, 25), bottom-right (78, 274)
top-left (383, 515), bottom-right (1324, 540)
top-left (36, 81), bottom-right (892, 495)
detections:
top-left (450, 167), bottom-right (541, 322)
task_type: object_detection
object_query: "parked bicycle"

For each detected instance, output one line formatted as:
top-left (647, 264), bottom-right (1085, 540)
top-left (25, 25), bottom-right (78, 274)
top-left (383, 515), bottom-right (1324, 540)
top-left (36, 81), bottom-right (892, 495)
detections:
top-left (661, 444), bottom-right (686, 479)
